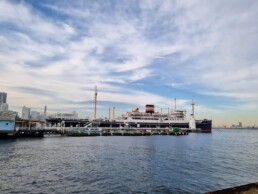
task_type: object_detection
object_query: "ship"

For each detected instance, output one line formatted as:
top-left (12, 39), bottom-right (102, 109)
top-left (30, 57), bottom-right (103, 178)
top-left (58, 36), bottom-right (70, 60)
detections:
top-left (94, 103), bottom-right (212, 133)
top-left (46, 85), bottom-right (212, 133)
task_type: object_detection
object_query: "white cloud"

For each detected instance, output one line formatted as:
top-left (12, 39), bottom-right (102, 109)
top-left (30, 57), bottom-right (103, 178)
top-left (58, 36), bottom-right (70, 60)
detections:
top-left (0, 1), bottom-right (75, 38)
top-left (1, 0), bottom-right (258, 125)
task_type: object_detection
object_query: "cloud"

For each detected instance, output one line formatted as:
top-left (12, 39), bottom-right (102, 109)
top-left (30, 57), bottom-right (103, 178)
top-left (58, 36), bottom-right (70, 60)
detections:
top-left (0, 0), bottom-right (258, 125)
top-left (0, 1), bottom-right (75, 39)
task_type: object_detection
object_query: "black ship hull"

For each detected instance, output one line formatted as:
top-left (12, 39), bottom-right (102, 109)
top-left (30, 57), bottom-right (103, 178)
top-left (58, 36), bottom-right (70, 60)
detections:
top-left (196, 119), bottom-right (212, 132)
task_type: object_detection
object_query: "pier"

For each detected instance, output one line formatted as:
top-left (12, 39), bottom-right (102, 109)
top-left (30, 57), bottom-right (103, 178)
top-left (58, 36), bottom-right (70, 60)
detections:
top-left (1, 112), bottom-right (209, 139)
top-left (1, 126), bottom-right (194, 139)
top-left (1, 116), bottom-right (210, 139)
top-left (9, 127), bottom-right (191, 138)
top-left (15, 127), bottom-right (61, 138)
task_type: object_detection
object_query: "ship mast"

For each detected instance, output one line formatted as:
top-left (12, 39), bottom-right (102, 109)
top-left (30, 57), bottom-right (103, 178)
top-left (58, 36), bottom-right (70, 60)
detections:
top-left (94, 85), bottom-right (97, 120)
top-left (191, 98), bottom-right (195, 118)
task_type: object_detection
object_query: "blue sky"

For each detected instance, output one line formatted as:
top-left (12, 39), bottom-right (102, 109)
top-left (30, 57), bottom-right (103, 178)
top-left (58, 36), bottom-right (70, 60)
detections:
top-left (0, 0), bottom-right (258, 126)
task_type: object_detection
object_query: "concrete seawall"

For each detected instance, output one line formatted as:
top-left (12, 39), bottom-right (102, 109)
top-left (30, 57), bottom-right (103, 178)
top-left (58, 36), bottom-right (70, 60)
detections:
top-left (207, 182), bottom-right (258, 194)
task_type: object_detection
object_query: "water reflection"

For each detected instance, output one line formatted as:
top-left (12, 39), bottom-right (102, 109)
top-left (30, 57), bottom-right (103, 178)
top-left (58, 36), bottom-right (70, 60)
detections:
top-left (0, 129), bottom-right (258, 193)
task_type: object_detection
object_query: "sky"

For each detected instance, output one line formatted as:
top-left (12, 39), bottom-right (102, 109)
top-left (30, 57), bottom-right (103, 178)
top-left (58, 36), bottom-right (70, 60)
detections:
top-left (0, 0), bottom-right (258, 127)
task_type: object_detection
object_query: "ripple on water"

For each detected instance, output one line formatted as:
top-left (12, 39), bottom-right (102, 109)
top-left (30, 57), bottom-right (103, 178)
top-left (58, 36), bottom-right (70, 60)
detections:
top-left (0, 129), bottom-right (258, 193)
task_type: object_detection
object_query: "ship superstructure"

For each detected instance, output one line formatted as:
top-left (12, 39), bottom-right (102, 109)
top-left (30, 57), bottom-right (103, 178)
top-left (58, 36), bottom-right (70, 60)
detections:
top-left (95, 104), bottom-right (212, 132)
top-left (117, 105), bottom-right (187, 124)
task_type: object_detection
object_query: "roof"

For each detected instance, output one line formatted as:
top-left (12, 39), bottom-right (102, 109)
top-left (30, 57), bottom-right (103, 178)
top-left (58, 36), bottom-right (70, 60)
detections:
top-left (0, 111), bottom-right (17, 121)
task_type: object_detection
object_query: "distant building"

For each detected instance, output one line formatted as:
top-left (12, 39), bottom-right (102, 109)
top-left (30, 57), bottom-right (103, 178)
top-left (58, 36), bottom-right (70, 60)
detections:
top-left (231, 122), bottom-right (243, 128)
top-left (49, 111), bottom-right (79, 119)
top-left (44, 105), bottom-right (47, 117)
top-left (31, 111), bottom-right (40, 120)
top-left (39, 113), bottom-right (46, 121)
top-left (0, 103), bottom-right (9, 112)
top-left (22, 106), bottom-right (31, 119)
top-left (0, 92), bottom-right (7, 104)
top-left (0, 92), bottom-right (9, 112)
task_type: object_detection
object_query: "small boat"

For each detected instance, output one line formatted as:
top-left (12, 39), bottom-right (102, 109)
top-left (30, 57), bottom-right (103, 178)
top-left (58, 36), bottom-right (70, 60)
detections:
top-left (84, 127), bottom-right (103, 133)
top-left (170, 127), bottom-right (181, 133)
top-left (67, 127), bottom-right (102, 136)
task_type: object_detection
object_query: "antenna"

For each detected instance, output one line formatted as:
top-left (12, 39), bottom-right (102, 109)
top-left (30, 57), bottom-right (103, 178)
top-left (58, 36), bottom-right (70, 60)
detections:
top-left (174, 98), bottom-right (176, 110)
top-left (94, 85), bottom-right (97, 120)
top-left (191, 98), bottom-right (195, 118)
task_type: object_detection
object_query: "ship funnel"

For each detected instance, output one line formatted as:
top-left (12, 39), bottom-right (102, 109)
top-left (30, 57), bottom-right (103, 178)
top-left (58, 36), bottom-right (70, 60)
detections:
top-left (145, 104), bottom-right (154, 113)
top-left (189, 114), bottom-right (196, 129)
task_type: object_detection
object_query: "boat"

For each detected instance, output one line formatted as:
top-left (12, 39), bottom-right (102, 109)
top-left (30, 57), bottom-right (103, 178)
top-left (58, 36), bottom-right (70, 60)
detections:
top-left (66, 127), bottom-right (103, 136)
top-left (94, 103), bottom-right (212, 133)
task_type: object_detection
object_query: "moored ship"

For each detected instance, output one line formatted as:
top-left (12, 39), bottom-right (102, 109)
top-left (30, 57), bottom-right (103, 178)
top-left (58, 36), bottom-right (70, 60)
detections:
top-left (94, 103), bottom-right (212, 133)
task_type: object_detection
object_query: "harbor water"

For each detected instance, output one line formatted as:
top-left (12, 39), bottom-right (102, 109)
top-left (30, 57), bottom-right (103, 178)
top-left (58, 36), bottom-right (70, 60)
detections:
top-left (0, 129), bottom-right (258, 193)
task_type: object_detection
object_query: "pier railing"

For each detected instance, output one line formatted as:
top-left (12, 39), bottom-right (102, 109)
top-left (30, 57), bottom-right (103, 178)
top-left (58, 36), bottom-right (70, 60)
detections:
top-left (15, 127), bottom-right (192, 133)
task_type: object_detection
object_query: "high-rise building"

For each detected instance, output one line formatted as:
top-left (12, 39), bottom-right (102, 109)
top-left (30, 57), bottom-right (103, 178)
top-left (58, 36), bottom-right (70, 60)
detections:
top-left (0, 103), bottom-right (9, 112)
top-left (44, 105), bottom-right (47, 117)
top-left (22, 106), bottom-right (31, 120)
top-left (0, 92), bottom-right (7, 104)
top-left (31, 111), bottom-right (40, 120)
top-left (0, 92), bottom-right (8, 112)
top-left (39, 105), bottom-right (47, 121)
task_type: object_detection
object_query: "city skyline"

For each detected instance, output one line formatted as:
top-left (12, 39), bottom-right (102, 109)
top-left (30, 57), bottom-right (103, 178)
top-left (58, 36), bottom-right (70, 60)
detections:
top-left (1, 0), bottom-right (258, 126)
